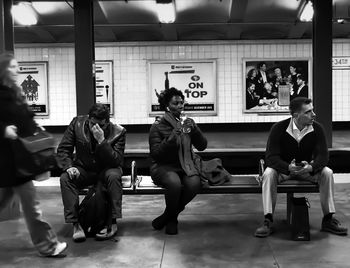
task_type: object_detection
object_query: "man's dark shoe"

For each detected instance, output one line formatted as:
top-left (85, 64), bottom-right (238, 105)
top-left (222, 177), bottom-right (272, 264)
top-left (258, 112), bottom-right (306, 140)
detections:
top-left (72, 223), bottom-right (86, 242)
top-left (321, 217), bottom-right (348, 236)
top-left (255, 219), bottom-right (273, 238)
top-left (152, 212), bottom-right (169, 230)
top-left (165, 219), bottom-right (178, 235)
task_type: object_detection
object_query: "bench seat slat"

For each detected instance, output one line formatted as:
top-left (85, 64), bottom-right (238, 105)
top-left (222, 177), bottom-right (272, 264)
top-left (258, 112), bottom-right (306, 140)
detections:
top-left (134, 175), bottom-right (319, 194)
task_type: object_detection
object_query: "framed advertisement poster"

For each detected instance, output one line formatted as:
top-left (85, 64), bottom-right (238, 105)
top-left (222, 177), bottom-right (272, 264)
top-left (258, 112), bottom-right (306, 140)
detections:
top-left (18, 62), bottom-right (49, 116)
top-left (243, 58), bottom-right (312, 113)
top-left (148, 60), bottom-right (217, 116)
top-left (95, 61), bottom-right (114, 114)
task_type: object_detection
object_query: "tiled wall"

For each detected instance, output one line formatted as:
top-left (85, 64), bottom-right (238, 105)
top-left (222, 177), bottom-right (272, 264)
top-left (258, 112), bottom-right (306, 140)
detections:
top-left (15, 39), bottom-right (350, 126)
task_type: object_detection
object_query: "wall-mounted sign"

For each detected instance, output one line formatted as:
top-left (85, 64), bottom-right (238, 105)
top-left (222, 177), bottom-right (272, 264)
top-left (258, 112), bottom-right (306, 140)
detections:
top-left (148, 60), bottom-right (217, 116)
top-left (95, 61), bottom-right (114, 114)
top-left (18, 62), bottom-right (49, 116)
top-left (332, 57), bottom-right (350, 69)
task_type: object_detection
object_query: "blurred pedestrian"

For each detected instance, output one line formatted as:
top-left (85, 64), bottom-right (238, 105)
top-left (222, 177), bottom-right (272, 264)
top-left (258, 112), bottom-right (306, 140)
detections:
top-left (0, 52), bottom-right (67, 257)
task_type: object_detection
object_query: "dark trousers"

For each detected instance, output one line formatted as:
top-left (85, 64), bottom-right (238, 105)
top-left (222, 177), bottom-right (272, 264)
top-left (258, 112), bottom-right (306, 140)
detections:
top-left (60, 166), bottom-right (123, 223)
top-left (151, 165), bottom-right (201, 219)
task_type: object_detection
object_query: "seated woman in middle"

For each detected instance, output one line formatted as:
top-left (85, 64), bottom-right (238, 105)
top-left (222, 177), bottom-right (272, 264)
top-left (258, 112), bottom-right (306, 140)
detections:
top-left (149, 87), bottom-right (207, 235)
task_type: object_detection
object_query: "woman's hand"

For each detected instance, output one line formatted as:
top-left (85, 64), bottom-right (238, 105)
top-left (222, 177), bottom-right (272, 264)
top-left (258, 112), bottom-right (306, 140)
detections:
top-left (4, 125), bottom-right (18, 140)
top-left (183, 118), bottom-right (196, 131)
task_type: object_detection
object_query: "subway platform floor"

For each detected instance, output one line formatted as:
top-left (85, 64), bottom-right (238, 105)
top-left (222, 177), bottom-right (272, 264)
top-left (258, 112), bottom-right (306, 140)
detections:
top-left (1, 176), bottom-right (350, 268)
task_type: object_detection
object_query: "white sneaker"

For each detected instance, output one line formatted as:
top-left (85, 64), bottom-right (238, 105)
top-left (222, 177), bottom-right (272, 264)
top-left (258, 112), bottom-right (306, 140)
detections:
top-left (73, 223), bottom-right (86, 242)
top-left (51, 242), bottom-right (68, 256)
top-left (40, 241), bottom-right (67, 257)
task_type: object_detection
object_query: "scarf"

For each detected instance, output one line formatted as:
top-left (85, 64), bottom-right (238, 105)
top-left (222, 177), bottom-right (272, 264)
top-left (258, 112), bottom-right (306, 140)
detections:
top-left (163, 112), bottom-right (199, 177)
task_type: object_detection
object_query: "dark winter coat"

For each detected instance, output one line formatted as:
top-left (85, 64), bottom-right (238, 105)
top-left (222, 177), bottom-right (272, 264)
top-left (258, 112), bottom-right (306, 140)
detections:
top-left (57, 115), bottom-right (126, 172)
top-left (148, 114), bottom-right (207, 174)
top-left (0, 84), bottom-right (36, 187)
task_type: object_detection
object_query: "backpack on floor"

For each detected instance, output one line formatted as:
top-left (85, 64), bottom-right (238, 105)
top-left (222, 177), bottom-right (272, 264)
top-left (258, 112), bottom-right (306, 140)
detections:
top-left (78, 181), bottom-right (112, 236)
top-left (291, 196), bottom-right (310, 241)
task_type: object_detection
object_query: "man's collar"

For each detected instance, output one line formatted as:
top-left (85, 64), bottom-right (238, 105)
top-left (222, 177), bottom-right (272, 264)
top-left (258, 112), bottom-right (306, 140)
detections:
top-left (292, 119), bottom-right (301, 131)
top-left (287, 118), bottom-right (314, 142)
top-left (292, 118), bottom-right (309, 132)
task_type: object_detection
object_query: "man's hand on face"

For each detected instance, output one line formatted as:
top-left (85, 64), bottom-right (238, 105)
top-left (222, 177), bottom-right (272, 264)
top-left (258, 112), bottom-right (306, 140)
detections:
top-left (91, 123), bottom-right (105, 144)
top-left (66, 167), bottom-right (80, 180)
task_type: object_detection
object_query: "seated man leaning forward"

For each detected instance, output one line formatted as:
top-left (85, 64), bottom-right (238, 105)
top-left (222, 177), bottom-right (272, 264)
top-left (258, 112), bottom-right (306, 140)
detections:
top-left (255, 97), bottom-right (347, 237)
top-left (57, 103), bottom-right (126, 242)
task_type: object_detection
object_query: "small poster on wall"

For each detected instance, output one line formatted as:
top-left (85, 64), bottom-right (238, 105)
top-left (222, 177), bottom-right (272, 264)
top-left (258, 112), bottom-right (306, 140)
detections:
top-left (95, 61), bottom-right (114, 114)
top-left (148, 60), bottom-right (217, 116)
top-left (18, 62), bottom-right (49, 116)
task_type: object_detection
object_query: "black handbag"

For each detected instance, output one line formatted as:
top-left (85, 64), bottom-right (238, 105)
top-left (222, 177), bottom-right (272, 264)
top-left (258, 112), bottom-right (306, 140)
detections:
top-left (291, 197), bottom-right (310, 241)
top-left (12, 128), bottom-right (57, 178)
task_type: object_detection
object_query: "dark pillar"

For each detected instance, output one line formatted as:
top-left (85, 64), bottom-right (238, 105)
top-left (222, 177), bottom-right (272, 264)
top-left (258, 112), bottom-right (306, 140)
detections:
top-left (0, 0), bottom-right (14, 53)
top-left (74, 0), bottom-right (95, 115)
top-left (312, 0), bottom-right (333, 147)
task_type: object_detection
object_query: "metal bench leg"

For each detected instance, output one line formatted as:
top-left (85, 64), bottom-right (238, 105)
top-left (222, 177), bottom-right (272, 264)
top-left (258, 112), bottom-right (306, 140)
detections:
top-left (287, 192), bottom-right (293, 224)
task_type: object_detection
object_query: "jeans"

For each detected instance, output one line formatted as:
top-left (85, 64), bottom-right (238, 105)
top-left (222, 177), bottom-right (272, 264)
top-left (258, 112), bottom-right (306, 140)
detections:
top-left (60, 167), bottom-right (123, 223)
top-left (262, 166), bottom-right (336, 216)
top-left (0, 181), bottom-right (59, 255)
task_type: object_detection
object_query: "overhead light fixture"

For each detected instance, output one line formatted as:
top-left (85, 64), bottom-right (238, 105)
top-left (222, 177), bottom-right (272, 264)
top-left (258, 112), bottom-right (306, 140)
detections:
top-left (299, 1), bottom-right (314, 22)
top-left (11, 2), bottom-right (38, 26)
top-left (156, 0), bottom-right (176, 24)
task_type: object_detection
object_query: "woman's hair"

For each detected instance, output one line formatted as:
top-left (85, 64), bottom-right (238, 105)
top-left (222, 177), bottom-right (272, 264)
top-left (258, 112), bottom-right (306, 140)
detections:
top-left (88, 103), bottom-right (110, 122)
top-left (157, 87), bottom-right (185, 111)
top-left (0, 52), bottom-right (15, 85)
top-left (0, 52), bottom-right (23, 100)
top-left (247, 68), bottom-right (257, 78)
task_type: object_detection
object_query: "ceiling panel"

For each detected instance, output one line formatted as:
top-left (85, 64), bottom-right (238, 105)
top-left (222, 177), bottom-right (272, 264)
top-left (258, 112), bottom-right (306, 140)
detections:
top-left (244, 0), bottom-right (301, 22)
top-left (176, 0), bottom-right (232, 23)
top-left (98, 1), bottom-right (158, 24)
top-left (10, 0), bottom-right (350, 43)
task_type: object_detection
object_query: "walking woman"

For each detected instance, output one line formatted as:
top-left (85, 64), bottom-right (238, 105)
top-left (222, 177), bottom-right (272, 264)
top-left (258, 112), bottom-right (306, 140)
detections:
top-left (149, 87), bottom-right (207, 235)
top-left (0, 53), bottom-right (67, 257)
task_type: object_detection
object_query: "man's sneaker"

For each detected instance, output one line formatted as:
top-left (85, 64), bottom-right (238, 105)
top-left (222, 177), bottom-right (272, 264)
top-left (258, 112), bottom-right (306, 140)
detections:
top-left (321, 217), bottom-right (348, 236)
top-left (95, 223), bottom-right (118, 241)
top-left (73, 223), bottom-right (86, 242)
top-left (255, 219), bottom-right (273, 238)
